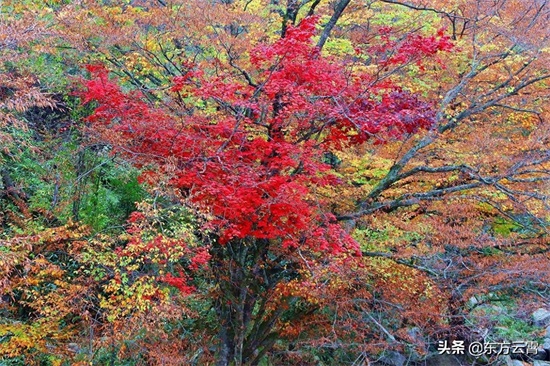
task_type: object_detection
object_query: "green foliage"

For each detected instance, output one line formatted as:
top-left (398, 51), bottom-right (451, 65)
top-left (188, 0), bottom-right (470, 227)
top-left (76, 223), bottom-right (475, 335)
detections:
top-left (78, 161), bottom-right (146, 231)
top-left (0, 356), bottom-right (26, 366)
top-left (21, 51), bottom-right (82, 92)
top-left (92, 346), bottom-right (146, 366)
top-left (492, 217), bottom-right (522, 236)
top-left (491, 214), bottom-right (542, 237)
top-left (0, 120), bottom-right (147, 233)
top-left (468, 299), bottom-right (541, 344)
top-left (354, 222), bottom-right (424, 251)
top-left (495, 314), bottom-right (540, 341)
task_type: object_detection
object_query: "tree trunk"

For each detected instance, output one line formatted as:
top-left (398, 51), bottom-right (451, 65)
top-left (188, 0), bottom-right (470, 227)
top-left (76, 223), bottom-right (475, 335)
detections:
top-left (211, 239), bottom-right (295, 366)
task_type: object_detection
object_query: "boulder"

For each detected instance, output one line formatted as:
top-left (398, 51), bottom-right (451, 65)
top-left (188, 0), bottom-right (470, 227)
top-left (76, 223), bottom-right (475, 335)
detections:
top-left (67, 342), bottom-right (80, 353)
top-left (424, 354), bottom-right (464, 366)
top-left (469, 296), bottom-right (479, 307)
top-left (380, 351), bottom-right (407, 366)
top-left (533, 308), bottom-right (550, 327)
top-left (533, 349), bottom-right (548, 360)
top-left (406, 327), bottom-right (427, 361)
top-left (499, 355), bottom-right (514, 366)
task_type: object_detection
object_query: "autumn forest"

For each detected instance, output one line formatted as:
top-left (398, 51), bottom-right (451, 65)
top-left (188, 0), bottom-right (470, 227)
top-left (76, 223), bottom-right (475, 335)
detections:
top-left (1, 0), bottom-right (550, 365)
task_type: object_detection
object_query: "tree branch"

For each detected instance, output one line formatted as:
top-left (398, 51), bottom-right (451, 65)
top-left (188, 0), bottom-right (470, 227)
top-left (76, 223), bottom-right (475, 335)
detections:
top-left (317, 0), bottom-right (352, 51)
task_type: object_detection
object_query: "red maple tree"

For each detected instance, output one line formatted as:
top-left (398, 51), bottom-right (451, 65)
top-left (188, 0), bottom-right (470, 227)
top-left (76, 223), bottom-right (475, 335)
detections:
top-left (80, 17), bottom-right (452, 365)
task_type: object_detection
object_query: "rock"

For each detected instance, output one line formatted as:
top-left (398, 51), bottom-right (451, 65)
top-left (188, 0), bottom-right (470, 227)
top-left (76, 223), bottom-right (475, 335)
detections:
top-left (67, 342), bottom-right (80, 353)
top-left (533, 308), bottom-right (550, 327)
top-left (499, 356), bottom-right (528, 366)
top-left (424, 354), bottom-right (464, 366)
top-left (546, 326), bottom-right (550, 338)
top-left (499, 355), bottom-right (514, 366)
top-left (407, 326), bottom-right (423, 341)
top-left (406, 327), bottom-right (427, 361)
top-left (533, 349), bottom-right (548, 360)
top-left (543, 338), bottom-right (550, 351)
top-left (380, 351), bottom-right (407, 366)
top-left (533, 361), bottom-right (550, 366)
